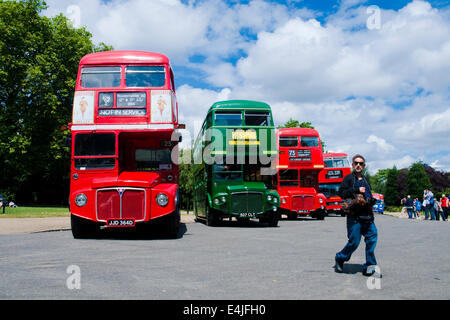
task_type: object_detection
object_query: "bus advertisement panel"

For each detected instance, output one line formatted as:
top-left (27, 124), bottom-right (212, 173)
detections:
top-left (68, 51), bottom-right (182, 238)
top-left (276, 128), bottom-right (327, 220)
top-left (318, 153), bottom-right (351, 216)
top-left (193, 100), bottom-right (280, 227)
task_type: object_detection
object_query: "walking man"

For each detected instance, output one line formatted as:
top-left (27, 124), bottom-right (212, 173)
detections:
top-left (335, 154), bottom-right (380, 277)
top-left (405, 195), bottom-right (414, 219)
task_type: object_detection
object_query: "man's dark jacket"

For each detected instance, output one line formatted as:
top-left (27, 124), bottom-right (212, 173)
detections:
top-left (338, 172), bottom-right (376, 221)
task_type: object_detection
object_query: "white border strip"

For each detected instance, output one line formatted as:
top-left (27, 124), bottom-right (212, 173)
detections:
top-left (71, 124), bottom-right (174, 131)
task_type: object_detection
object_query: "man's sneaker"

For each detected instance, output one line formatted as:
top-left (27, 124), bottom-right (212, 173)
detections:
top-left (335, 257), bottom-right (344, 273)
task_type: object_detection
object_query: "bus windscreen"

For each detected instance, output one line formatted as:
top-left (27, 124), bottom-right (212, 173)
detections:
top-left (135, 149), bottom-right (172, 171)
top-left (74, 133), bottom-right (115, 156)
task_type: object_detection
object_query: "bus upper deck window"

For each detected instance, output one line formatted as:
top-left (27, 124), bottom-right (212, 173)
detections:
top-left (81, 67), bottom-right (121, 88)
top-left (279, 136), bottom-right (298, 147)
top-left (214, 112), bottom-right (242, 126)
top-left (300, 137), bottom-right (319, 147)
top-left (126, 66), bottom-right (166, 88)
top-left (245, 112), bottom-right (270, 126)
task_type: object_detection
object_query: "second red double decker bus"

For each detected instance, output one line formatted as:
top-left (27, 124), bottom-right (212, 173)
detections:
top-left (318, 153), bottom-right (351, 216)
top-left (68, 51), bottom-right (182, 238)
top-left (276, 128), bottom-right (327, 220)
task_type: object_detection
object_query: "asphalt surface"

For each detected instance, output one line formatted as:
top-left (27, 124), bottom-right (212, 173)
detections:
top-left (0, 214), bottom-right (449, 300)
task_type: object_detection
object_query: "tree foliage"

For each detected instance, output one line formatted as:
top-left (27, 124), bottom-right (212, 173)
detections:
top-left (178, 149), bottom-right (194, 212)
top-left (0, 0), bottom-right (112, 204)
top-left (406, 162), bottom-right (431, 199)
top-left (384, 166), bottom-right (400, 206)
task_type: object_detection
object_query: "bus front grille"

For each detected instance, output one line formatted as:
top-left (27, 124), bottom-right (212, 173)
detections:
top-left (231, 192), bottom-right (263, 215)
top-left (292, 195), bottom-right (315, 211)
top-left (96, 188), bottom-right (146, 221)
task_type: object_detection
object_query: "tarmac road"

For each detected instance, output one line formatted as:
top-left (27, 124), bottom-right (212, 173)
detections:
top-left (0, 214), bottom-right (449, 300)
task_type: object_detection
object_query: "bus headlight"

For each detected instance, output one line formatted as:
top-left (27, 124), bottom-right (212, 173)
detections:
top-left (267, 195), bottom-right (273, 201)
top-left (156, 193), bottom-right (169, 207)
top-left (214, 198), bottom-right (220, 205)
top-left (273, 197), bottom-right (278, 204)
top-left (319, 198), bottom-right (324, 204)
top-left (221, 196), bottom-right (226, 202)
top-left (75, 193), bottom-right (87, 207)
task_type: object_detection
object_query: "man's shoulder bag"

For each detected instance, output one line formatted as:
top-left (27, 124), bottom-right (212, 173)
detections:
top-left (341, 194), bottom-right (367, 215)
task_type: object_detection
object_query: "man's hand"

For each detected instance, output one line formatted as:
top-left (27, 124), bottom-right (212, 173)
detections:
top-left (359, 187), bottom-right (366, 194)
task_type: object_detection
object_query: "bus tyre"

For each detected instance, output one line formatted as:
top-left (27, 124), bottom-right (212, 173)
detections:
top-left (315, 210), bottom-right (326, 220)
top-left (287, 212), bottom-right (297, 220)
top-left (71, 214), bottom-right (99, 239)
top-left (206, 208), bottom-right (219, 227)
top-left (165, 209), bottom-right (180, 239)
top-left (268, 212), bottom-right (280, 227)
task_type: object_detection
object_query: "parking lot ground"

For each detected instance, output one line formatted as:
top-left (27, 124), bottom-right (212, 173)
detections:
top-left (0, 213), bottom-right (449, 300)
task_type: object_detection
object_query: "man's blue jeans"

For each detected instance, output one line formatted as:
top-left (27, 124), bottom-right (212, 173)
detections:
top-left (407, 208), bottom-right (413, 219)
top-left (336, 216), bottom-right (378, 271)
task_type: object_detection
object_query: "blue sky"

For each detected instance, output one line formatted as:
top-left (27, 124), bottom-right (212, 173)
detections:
top-left (44, 0), bottom-right (450, 173)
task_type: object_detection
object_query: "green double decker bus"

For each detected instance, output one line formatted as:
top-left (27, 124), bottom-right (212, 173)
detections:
top-left (193, 100), bottom-right (280, 226)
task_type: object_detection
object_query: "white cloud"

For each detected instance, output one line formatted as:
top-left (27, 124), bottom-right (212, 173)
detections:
top-left (42, 0), bottom-right (450, 172)
top-left (367, 135), bottom-right (395, 152)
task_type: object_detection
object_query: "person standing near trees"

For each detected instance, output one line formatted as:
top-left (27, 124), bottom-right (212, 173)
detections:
top-left (441, 195), bottom-right (449, 220)
top-left (414, 198), bottom-right (421, 219)
top-left (424, 189), bottom-right (435, 220)
top-left (334, 154), bottom-right (379, 277)
top-left (405, 195), bottom-right (414, 219)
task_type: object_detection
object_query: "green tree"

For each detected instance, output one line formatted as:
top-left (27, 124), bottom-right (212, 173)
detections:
top-left (0, 0), bottom-right (112, 205)
top-left (277, 118), bottom-right (326, 152)
top-left (369, 169), bottom-right (389, 194)
top-left (178, 149), bottom-right (194, 212)
top-left (407, 161), bottom-right (432, 200)
top-left (384, 166), bottom-right (400, 206)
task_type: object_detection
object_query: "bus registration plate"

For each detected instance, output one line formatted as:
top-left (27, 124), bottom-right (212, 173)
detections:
top-left (238, 213), bottom-right (256, 218)
top-left (107, 219), bottom-right (135, 227)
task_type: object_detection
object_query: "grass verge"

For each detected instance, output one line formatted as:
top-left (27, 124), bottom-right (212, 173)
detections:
top-left (0, 206), bottom-right (70, 218)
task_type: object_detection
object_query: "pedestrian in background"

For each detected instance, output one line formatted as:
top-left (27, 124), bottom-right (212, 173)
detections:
top-left (441, 195), bottom-right (449, 220)
top-left (424, 189), bottom-right (435, 220)
top-left (335, 154), bottom-right (379, 277)
top-left (423, 192), bottom-right (429, 220)
top-left (434, 199), bottom-right (446, 221)
top-left (405, 195), bottom-right (414, 219)
top-left (413, 198), bottom-right (421, 219)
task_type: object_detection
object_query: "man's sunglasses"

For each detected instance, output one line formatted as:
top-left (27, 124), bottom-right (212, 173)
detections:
top-left (353, 161), bottom-right (365, 166)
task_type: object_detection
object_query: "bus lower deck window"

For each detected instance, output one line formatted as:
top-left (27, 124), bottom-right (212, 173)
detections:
top-left (74, 133), bottom-right (115, 156)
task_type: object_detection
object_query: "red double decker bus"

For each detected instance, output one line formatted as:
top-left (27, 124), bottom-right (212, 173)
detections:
top-left (276, 128), bottom-right (327, 220)
top-left (318, 153), bottom-right (351, 216)
top-left (68, 51), bottom-right (182, 238)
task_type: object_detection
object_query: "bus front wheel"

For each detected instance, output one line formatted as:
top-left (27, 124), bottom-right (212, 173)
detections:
top-left (71, 214), bottom-right (99, 239)
top-left (206, 207), bottom-right (220, 227)
top-left (164, 209), bottom-right (180, 239)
